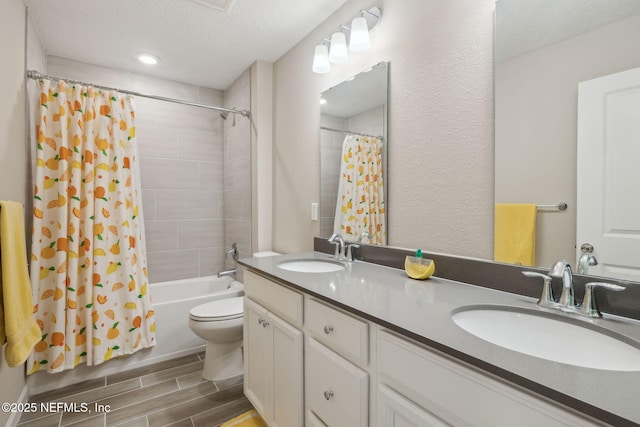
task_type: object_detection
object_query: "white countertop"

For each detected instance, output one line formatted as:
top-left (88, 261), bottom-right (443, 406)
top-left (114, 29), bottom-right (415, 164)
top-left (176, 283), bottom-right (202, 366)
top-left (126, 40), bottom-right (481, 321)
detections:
top-left (239, 251), bottom-right (640, 426)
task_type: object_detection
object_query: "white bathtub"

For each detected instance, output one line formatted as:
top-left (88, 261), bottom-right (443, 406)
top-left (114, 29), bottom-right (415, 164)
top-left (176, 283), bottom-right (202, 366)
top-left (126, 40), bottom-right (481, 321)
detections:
top-left (27, 275), bottom-right (244, 395)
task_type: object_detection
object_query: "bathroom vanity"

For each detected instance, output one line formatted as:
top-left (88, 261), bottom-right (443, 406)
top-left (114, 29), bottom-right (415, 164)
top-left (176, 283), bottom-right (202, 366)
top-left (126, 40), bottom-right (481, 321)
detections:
top-left (239, 252), bottom-right (640, 426)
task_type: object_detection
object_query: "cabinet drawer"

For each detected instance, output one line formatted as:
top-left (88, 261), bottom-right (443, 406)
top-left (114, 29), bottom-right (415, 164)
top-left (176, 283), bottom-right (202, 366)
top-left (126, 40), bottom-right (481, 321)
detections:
top-left (306, 297), bottom-right (369, 365)
top-left (307, 338), bottom-right (368, 427)
top-left (377, 330), bottom-right (602, 427)
top-left (244, 270), bottom-right (303, 327)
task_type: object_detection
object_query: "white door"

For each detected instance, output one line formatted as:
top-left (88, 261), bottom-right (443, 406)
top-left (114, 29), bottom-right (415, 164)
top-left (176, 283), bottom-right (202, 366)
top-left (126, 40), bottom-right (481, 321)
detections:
top-left (577, 67), bottom-right (640, 281)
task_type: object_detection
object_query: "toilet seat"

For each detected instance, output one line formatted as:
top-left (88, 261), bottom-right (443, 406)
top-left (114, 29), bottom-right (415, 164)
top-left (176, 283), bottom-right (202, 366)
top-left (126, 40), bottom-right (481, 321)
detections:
top-left (189, 297), bottom-right (243, 321)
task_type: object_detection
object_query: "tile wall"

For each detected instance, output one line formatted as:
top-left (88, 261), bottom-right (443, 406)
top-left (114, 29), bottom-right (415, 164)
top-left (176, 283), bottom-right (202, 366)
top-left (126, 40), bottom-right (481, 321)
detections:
top-left (46, 56), bottom-right (251, 282)
top-left (223, 69), bottom-right (252, 266)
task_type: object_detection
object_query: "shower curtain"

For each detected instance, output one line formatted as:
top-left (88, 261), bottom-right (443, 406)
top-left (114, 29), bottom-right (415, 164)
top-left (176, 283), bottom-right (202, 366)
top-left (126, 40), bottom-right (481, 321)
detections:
top-left (28, 79), bottom-right (155, 374)
top-left (334, 134), bottom-right (386, 245)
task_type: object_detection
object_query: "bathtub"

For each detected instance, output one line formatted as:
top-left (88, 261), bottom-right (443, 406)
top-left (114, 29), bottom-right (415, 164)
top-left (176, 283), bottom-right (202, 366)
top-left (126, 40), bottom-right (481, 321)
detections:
top-left (27, 275), bottom-right (244, 395)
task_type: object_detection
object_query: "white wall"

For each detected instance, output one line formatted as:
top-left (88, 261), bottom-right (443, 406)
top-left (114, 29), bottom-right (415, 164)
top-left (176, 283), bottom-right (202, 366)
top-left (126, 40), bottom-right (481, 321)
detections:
top-left (0, 1), bottom-right (28, 424)
top-left (272, 0), bottom-right (495, 257)
top-left (495, 13), bottom-right (640, 267)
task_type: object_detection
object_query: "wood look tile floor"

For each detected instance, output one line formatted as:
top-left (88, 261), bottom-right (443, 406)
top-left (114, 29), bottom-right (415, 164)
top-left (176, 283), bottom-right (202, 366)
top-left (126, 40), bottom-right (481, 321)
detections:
top-left (17, 353), bottom-right (254, 427)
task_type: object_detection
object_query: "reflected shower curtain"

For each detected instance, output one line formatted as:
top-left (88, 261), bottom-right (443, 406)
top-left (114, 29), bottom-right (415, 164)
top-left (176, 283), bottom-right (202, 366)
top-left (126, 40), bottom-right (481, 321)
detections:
top-left (334, 134), bottom-right (386, 245)
top-left (28, 79), bottom-right (156, 374)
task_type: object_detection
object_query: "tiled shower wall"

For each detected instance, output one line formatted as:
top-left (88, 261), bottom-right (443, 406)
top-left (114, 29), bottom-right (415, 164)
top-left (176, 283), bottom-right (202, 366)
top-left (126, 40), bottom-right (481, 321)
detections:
top-left (46, 56), bottom-right (251, 283)
top-left (223, 69), bottom-right (252, 266)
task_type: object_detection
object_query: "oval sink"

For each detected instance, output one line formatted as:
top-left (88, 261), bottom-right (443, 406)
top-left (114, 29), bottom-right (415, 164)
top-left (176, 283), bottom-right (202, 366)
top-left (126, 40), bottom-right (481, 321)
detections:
top-left (451, 306), bottom-right (640, 371)
top-left (277, 259), bottom-right (345, 273)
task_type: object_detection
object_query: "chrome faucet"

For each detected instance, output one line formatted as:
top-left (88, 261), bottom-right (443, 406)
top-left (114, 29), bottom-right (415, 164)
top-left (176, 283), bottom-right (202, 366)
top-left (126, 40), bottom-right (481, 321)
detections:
top-left (523, 259), bottom-right (626, 318)
top-left (577, 243), bottom-right (598, 274)
top-left (549, 259), bottom-right (574, 308)
top-left (357, 231), bottom-right (373, 244)
top-left (217, 243), bottom-right (239, 278)
top-left (328, 233), bottom-right (346, 260)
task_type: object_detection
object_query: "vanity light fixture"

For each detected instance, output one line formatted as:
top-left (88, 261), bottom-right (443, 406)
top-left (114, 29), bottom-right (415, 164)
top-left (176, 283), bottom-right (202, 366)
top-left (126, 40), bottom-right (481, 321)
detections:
top-left (349, 16), bottom-right (371, 52)
top-left (312, 6), bottom-right (382, 74)
top-left (312, 44), bottom-right (331, 73)
top-left (329, 31), bottom-right (349, 64)
top-left (136, 53), bottom-right (160, 65)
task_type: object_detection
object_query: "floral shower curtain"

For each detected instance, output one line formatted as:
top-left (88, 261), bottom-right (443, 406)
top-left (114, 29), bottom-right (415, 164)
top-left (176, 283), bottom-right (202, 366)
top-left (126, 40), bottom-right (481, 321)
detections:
top-left (333, 134), bottom-right (386, 245)
top-left (28, 79), bottom-right (156, 374)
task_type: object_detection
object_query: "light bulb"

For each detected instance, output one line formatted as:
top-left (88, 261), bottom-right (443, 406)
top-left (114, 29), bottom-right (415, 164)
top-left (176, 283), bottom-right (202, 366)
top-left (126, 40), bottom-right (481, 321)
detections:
top-left (349, 17), bottom-right (371, 52)
top-left (329, 32), bottom-right (348, 64)
top-left (312, 44), bottom-right (331, 73)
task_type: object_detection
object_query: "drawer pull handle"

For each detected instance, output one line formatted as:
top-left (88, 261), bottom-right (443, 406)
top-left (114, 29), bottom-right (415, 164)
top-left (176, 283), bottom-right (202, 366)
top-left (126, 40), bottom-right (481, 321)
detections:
top-left (323, 390), bottom-right (334, 400)
top-left (324, 325), bottom-right (334, 334)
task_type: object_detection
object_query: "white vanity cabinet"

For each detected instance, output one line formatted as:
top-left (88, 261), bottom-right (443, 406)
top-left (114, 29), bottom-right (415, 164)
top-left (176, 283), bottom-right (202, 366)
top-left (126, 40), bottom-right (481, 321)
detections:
top-left (242, 268), bottom-right (608, 427)
top-left (376, 330), bottom-right (603, 427)
top-left (243, 271), bottom-right (304, 427)
top-left (304, 298), bottom-right (369, 427)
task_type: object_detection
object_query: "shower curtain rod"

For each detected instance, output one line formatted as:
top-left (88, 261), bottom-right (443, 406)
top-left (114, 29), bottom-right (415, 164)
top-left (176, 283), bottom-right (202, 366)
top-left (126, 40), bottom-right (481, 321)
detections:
top-left (27, 70), bottom-right (251, 118)
top-left (320, 126), bottom-right (383, 140)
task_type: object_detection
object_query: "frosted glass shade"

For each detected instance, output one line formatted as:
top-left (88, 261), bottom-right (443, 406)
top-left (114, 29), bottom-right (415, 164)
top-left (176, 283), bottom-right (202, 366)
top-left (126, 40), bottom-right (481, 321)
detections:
top-left (329, 32), bottom-right (349, 64)
top-left (312, 44), bottom-right (331, 73)
top-left (349, 17), bottom-right (371, 52)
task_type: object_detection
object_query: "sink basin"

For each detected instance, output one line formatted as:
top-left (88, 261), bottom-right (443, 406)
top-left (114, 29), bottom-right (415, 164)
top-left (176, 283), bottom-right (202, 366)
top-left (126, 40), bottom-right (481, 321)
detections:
top-left (277, 259), bottom-right (345, 273)
top-left (451, 306), bottom-right (640, 371)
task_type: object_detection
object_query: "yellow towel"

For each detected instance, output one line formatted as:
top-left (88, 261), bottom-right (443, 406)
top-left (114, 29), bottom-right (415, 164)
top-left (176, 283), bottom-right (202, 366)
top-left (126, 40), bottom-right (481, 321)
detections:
top-left (494, 203), bottom-right (537, 267)
top-left (0, 201), bottom-right (41, 367)
top-left (221, 410), bottom-right (267, 427)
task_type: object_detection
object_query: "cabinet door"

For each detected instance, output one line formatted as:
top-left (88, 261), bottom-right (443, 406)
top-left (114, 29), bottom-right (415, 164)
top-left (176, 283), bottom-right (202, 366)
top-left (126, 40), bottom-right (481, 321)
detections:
top-left (244, 297), bottom-right (272, 421)
top-left (307, 338), bottom-right (368, 427)
top-left (270, 311), bottom-right (304, 427)
top-left (378, 384), bottom-right (450, 427)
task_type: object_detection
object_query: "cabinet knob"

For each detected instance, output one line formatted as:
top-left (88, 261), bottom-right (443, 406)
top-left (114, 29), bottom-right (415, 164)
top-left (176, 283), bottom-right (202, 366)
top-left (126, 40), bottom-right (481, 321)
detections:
top-left (258, 318), bottom-right (264, 325)
top-left (323, 390), bottom-right (334, 400)
top-left (324, 325), bottom-right (334, 334)
top-left (262, 320), bottom-right (269, 328)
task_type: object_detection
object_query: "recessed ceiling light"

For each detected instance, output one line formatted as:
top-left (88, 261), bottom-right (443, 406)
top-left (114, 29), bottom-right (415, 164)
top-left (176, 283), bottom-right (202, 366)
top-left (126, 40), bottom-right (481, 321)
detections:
top-left (136, 53), bottom-right (160, 65)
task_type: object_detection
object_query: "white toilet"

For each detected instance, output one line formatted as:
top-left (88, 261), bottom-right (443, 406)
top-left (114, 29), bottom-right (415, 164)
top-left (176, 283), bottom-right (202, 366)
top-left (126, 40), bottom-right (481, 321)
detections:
top-left (189, 296), bottom-right (244, 381)
top-left (188, 251), bottom-right (280, 381)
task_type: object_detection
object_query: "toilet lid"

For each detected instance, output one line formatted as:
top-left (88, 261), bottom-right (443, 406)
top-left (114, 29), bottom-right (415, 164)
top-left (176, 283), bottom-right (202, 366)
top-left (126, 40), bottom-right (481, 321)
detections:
top-left (189, 297), bottom-right (243, 321)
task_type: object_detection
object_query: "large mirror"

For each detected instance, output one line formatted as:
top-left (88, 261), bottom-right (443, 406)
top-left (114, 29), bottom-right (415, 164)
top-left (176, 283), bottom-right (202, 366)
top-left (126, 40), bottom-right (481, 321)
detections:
top-left (495, 0), bottom-right (640, 280)
top-left (319, 61), bottom-right (389, 243)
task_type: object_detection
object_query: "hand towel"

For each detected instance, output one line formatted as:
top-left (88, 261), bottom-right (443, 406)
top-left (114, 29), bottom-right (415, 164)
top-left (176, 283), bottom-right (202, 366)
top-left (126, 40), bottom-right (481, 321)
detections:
top-left (494, 203), bottom-right (537, 267)
top-left (0, 201), bottom-right (42, 367)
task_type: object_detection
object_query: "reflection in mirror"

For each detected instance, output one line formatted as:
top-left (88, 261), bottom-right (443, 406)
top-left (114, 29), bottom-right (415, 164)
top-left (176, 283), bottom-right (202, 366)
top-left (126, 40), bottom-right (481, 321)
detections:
top-left (319, 61), bottom-right (389, 244)
top-left (494, 0), bottom-right (640, 281)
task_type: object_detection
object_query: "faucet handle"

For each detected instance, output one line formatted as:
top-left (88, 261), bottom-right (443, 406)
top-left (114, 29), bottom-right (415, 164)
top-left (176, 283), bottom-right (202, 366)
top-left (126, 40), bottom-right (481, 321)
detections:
top-left (579, 282), bottom-right (625, 318)
top-left (522, 271), bottom-right (559, 308)
top-left (345, 242), bottom-right (360, 262)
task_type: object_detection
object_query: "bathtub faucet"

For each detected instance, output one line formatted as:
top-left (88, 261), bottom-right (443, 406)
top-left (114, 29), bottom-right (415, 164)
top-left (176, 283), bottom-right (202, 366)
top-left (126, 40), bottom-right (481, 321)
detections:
top-left (217, 268), bottom-right (236, 278)
top-left (218, 243), bottom-right (239, 277)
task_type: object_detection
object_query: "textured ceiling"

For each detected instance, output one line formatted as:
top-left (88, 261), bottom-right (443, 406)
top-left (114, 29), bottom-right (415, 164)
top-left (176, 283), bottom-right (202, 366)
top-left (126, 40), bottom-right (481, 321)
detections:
top-left (24, 0), bottom-right (349, 89)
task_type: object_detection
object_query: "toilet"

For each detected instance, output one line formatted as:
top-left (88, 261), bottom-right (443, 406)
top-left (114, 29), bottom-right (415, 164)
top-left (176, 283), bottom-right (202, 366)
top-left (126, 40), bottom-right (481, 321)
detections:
top-left (188, 251), bottom-right (280, 381)
top-left (189, 296), bottom-right (244, 381)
